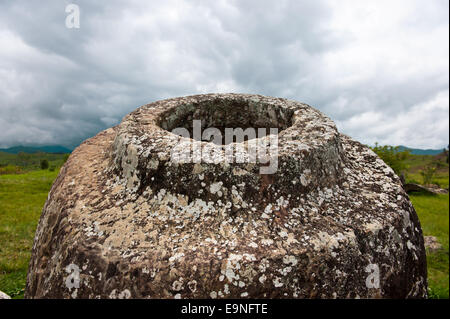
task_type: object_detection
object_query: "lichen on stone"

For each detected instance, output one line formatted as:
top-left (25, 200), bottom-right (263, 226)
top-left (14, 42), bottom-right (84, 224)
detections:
top-left (25, 93), bottom-right (427, 299)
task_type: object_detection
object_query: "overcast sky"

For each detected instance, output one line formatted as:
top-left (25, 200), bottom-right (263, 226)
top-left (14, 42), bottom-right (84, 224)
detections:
top-left (0, 0), bottom-right (448, 149)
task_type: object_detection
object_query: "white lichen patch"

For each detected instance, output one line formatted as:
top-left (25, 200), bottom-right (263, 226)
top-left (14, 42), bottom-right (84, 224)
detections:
top-left (283, 255), bottom-right (298, 266)
top-left (210, 182), bottom-right (223, 197)
top-left (273, 277), bottom-right (284, 287)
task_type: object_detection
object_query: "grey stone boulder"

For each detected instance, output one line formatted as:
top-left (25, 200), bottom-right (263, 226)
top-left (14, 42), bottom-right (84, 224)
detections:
top-left (0, 290), bottom-right (11, 299)
top-left (25, 93), bottom-right (427, 299)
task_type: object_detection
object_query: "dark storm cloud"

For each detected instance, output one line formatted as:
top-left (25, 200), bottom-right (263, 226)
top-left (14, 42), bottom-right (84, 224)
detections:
top-left (0, 0), bottom-right (448, 149)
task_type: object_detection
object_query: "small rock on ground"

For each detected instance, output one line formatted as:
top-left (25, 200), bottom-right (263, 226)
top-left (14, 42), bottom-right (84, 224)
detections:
top-left (0, 291), bottom-right (11, 299)
top-left (424, 236), bottom-right (442, 252)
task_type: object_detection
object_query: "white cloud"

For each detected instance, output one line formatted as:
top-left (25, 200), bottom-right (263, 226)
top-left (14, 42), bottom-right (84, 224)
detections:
top-left (337, 90), bottom-right (449, 148)
top-left (0, 0), bottom-right (448, 149)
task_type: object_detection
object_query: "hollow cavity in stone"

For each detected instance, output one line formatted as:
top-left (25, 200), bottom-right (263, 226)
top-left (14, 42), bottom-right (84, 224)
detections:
top-left (156, 97), bottom-right (294, 145)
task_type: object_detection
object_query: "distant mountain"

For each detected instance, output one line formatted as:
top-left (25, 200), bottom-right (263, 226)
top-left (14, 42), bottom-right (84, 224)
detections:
top-left (0, 145), bottom-right (72, 154)
top-left (397, 145), bottom-right (445, 156)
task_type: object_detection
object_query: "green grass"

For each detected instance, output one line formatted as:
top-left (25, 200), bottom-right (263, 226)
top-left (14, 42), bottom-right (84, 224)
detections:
top-left (410, 193), bottom-right (449, 299)
top-left (0, 151), bottom-right (68, 172)
top-left (0, 169), bottom-right (59, 298)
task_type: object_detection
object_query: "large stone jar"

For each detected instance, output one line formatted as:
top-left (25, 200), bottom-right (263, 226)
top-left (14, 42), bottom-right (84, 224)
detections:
top-left (25, 94), bottom-right (427, 299)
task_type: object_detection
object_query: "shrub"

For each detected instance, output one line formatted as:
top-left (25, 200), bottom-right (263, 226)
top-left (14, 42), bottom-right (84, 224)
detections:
top-left (370, 143), bottom-right (410, 176)
top-left (420, 163), bottom-right (437, 185)
top-left (40, 159), bottom-right (49, 170)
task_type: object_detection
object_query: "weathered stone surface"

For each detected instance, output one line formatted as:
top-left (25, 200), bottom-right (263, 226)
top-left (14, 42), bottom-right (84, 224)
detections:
top-left (25, 93), bottom-right (427, 299)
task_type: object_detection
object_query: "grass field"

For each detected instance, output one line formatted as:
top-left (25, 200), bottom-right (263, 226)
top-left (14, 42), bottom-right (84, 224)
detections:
top-left (410, 193), bottom-right (449, 298)
top-left (0, 151), bottom-right (67, 174)
top-left (0, 169), bottom-right (59, 298)
top-left (0, 152), bottom-right (448, 299)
